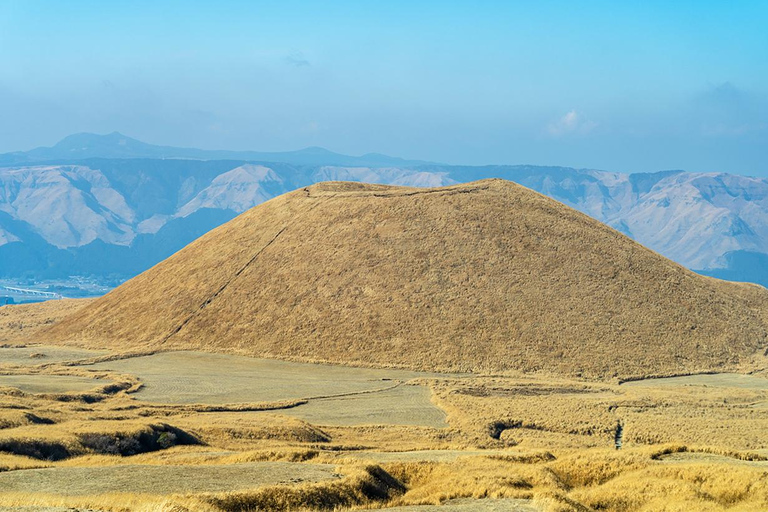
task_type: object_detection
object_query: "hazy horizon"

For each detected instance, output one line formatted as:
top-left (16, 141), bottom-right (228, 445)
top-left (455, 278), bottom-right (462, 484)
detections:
top-left (5, 129), bottom-right (767, 179)
top-left (2, 1), bottom-right (767, 176)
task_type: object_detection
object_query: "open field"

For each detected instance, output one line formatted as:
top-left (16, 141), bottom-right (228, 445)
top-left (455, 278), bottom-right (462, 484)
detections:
top-left (87, 351), bottom-right (449, 404)
top-left (274, 384), bottom-right (448, 427)
top-left (0, 461), bottom-right (339, 495)
top-left (0, 374), bottom-right (102, 394)
top-left (84, 351), bottom-right (449, 427)
top-left (0, 345), bottom-right (107, 366)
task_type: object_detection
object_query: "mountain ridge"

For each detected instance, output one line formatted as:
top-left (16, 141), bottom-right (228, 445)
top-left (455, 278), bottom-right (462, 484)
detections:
top-left (0, 132), bottom-right (436, 168)
top-left (1, 134), bottom-right (768, 288)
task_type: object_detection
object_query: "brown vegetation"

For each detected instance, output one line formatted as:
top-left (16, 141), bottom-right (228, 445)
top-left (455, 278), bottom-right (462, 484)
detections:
top-left (40, 180), bottom-right (768, 380)
top-left (0, 299), bottom-right (92, 344)
top-left (0, 345), bottom-right (765, 511)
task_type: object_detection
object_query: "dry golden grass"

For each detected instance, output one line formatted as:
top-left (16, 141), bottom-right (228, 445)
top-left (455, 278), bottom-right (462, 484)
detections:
top-left (1, 371), bottom-right (768, 511)
top-left (432, 375), bottom-right (768, 451)
top-left (565, 458), bottom-right (768, 511)
top-left (40, 180), bottom-right (768, 380)
top-left (1, 325), bottom-right (767, 512)
top-left (0, 299), bottom-right (92, 344)
top-left (3, 445), bottom-right (766, 512)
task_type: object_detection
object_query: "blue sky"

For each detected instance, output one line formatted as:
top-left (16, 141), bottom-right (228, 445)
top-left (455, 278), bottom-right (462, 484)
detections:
top-left (1, 1), bottom-right (766, 175)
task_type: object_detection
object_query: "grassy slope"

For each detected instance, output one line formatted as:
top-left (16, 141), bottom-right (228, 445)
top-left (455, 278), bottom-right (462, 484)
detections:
top-left (42, 179), bottom-right (768, 379)
top-left (0, 300), bottom-right (93, 345)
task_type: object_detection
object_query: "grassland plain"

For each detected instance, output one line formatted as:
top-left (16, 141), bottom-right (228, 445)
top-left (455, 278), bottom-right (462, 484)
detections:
top-left (0, 461), bottom-right (340, 494)
top-left (0, 342), bottom-right (766, 511)
top-left (0, 300), bottom-right (94, 345)
top-left (85, 351), bottom-right (450, 403)
top-left (84, 351), bottom-right (450, 427)
top-left (40, 180), bottom-right (768, 380)
top-left (0, 374), bottom-right (104, 394)
top-left (621, 372), bottom-right (768, 389)
top-left (0, 345), bottom-right (106, 366)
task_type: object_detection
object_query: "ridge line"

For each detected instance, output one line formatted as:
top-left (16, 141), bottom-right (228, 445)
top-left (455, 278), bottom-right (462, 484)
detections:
top-left (305, 185), bottom-right (490, 199)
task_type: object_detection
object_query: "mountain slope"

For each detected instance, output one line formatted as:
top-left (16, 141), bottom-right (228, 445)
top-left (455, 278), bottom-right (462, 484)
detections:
top-left (445, 166), bottom-right (768, 271)
top-left (43, 180), bottom-right (768, 379)
top-left (546, 171), bottom-right (768, 270)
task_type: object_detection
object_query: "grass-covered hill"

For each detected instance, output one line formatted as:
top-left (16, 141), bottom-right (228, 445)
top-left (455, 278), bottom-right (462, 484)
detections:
top-left (42, 179), bottom-right (768, 379)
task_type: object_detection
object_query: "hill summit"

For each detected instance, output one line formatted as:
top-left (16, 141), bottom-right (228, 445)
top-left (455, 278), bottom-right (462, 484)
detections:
top-left (44, 179), bottom-right (768, 379)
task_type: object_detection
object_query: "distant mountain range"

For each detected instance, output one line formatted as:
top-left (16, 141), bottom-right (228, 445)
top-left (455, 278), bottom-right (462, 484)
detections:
top-left (1, 133), bottom-right (767, 287)
top-left (0, 132), bottom-right (434, 168)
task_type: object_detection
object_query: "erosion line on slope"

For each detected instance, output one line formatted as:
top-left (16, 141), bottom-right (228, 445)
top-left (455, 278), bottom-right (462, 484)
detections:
top-left (159, 227), bottom-right (287, 344)
top-left (159, 197), bottom-right (325, 345)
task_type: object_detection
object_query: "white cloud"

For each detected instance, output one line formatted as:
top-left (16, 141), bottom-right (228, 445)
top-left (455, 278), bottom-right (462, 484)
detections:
top-left (547, 110), bottom-right (597, 136)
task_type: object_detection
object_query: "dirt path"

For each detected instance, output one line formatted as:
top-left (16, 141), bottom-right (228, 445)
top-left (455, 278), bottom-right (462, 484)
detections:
top-left (621, 373), bottom-right (768, 389)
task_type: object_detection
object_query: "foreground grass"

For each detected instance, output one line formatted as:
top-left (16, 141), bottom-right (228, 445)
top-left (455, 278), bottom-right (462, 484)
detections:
top-left (0, 348), bottom-right (766, 511)
top-left (0, 446), bottom-right (767, 511)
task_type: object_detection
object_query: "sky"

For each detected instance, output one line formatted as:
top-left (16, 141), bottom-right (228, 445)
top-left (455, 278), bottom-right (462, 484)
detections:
top-left (0, 1), bottom-right (767, 175)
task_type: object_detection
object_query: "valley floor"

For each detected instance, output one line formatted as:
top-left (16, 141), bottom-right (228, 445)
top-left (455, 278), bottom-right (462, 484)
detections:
top-left (1, 344), bottom-right (767, 511)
